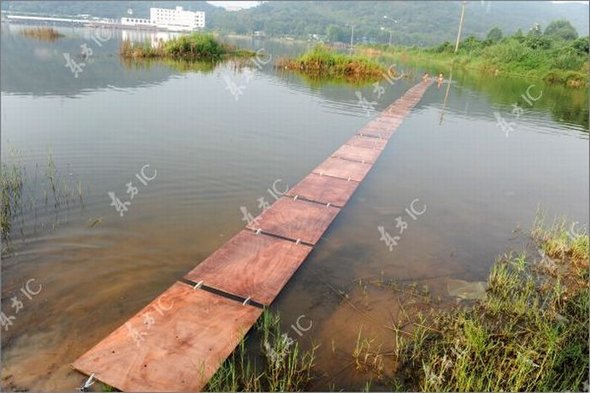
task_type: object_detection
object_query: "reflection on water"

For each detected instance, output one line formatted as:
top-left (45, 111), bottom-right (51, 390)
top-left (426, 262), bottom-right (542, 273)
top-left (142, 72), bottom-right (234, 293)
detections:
top-left (1, 23), bottom-right (588, 391)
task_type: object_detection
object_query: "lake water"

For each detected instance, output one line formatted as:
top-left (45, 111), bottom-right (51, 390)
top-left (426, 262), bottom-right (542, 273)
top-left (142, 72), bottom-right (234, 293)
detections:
top-left (1, 24), bottom-right (588, 391)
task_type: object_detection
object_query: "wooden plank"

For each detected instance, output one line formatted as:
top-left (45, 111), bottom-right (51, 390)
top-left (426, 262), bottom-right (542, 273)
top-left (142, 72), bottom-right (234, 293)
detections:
top-left (246, 197), bottom-right (340, 245)
top-left (357, 128), bottom-right (394, 140)
top-left (345, 135), bottom-right (388, 150)
top-left (184, 230), bottom-right (312, 305)
top-left (312, 157), bottom-right (373, 182)
top-left (331, 144), bottom-right (382, 164)
top-left (73, 283), bottom-right (262, 392)
top-left (285, 172), bottom-right (359, 207)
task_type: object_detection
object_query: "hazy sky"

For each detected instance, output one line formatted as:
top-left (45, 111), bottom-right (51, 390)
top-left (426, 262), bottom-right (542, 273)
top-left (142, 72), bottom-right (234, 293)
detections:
top-left (207, 1), bottom-right (262, 10)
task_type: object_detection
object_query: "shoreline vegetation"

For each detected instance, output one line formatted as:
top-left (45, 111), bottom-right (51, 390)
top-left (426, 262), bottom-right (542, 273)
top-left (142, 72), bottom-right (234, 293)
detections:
top-left (277, 45), bottom-right (387, 83)
top-left (152, 213), bottom-right (587, 393)
top-left (358, 22), bottom-right (589, 88)
top-left (119, 33), bottom-right (254, 61)
top-left (19, 27), bottom-right (64, 41)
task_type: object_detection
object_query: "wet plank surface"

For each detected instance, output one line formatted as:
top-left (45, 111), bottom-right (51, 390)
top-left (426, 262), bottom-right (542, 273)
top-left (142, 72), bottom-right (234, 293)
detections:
top-left (332, 144), bottom-right (382, 164)
top-left (72, 80), bottom-right (434, 392)
top-left (184, 230), bottom-right (312, 305)
top-left (345, 135), bottom-right (388, 150)
top-left (73, 282), bottom-right (262, 392)
top-left (312, 157), bottom-right (373, 182)
top-left (357, 127), bottom-right (395, 139)
top-left (246, 197), bottom-right (340, 245)
top-left (285, 172), bottom-right (360, 207)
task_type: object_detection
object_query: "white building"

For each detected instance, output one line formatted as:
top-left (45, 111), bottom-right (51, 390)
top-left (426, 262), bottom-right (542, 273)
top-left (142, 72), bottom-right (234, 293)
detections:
top-left (121, 6), bottom-right (205, 32)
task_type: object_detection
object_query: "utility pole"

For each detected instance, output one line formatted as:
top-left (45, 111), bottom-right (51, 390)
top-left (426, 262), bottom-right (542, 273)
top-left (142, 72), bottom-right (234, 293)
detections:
top-left (388, 30), bottom-right (393, 46)
top-left (454, 1), bottom-right (467, 53)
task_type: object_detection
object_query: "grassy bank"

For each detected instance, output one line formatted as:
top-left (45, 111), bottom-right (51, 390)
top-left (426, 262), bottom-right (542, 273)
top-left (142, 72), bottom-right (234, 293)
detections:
top-left (20, 27), bottom-right (64, 41)
top-left (196, 214), bottom-right (588, 392)
top-left (277, 45), bottom-right (386, 83)
top-left (392, 215), bottom-right (589, 391)
top-left (120, 33), bottom-right (253, 61)
top-left (360, 32), bottom-right (589, 88)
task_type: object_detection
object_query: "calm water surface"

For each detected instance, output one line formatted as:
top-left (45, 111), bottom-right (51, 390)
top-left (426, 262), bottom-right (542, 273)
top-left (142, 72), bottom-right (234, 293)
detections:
top-left (1, 24), bottom-right (588, 391)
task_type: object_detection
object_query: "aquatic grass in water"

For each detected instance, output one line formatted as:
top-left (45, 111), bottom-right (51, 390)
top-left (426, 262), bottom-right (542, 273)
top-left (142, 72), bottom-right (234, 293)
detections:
top-left (277, 45), bottom-right (386, 83)
top-left (20, 27), bottom-right (64, 41)
top-left (1, 149), bottom-right (86, 255)
top-left (207, 311), bottom-right (316, 392)
top-left (390, 217), bottom-right (589, 392)
top-left (120, 33), bottom-right (254, 61)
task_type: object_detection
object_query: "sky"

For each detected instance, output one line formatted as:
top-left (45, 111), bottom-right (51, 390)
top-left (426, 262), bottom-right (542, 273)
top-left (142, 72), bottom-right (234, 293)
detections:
top-left (207, 1), bottom-right (262, 10)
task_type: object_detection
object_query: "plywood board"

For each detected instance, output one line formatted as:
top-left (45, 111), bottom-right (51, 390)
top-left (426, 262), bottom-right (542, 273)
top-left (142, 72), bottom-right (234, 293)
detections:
top-left (331, 144), bottom-right (382, 164)
top-left (285, 172), bottom-right (359, 207)
top-left (312, 157), bottom-right (373, 182)
top-left (73, 283), bottom-right (262, 392)
top-left (246, 197), bottom-right (340, 245)
top-left (345, 135), bottom-right (388, 150)
top-left (357, 127), bottom-right (394, 140)
top-left (184, 230), bottom-right (312, 305)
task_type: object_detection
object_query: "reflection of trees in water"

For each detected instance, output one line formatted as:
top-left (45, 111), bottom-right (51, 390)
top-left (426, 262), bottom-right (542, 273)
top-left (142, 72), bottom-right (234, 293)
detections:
top-left (400, 61), bottom-right (588, 131)
top-left (120, 57), bottom-right (218, 73)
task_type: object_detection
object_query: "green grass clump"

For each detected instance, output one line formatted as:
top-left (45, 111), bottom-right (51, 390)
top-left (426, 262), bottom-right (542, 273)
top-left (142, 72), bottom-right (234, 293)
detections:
top-left (360, 30), bottom-right (589, 88)
top-left (1, 161), bottom-right (24, 243)
top-left (392, 218), bottom-right (589, 392)
top-left (120, 33), bottom-right (253, 61)
top-left (278, 45), bottom-right (386, 82)
top-left (207, 310), bottom-right (316, 392)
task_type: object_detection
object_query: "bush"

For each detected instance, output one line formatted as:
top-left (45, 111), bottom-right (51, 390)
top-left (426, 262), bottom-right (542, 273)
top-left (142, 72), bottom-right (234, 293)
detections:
top-left (571, 36), bottom-right (590, 56)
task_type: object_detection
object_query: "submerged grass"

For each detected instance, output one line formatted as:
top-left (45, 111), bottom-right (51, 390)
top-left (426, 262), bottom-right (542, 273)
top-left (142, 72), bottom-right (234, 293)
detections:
top-left (1, 149), bottom-right (86, 255)
top-left (391, 216), bottom-right (589, 392)
top-left (277, 45), bottom-right (386, 83)
top-left (120, 33), bottom-right (253, 61)
top-left (207, 311), bottom-right (316, 392)
top-left (20, 27), bottom-right (64, 41)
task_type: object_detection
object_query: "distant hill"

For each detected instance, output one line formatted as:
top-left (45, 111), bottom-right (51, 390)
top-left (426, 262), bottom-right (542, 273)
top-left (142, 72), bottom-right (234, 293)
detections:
top-left (2, 1), bottom-right (588, 46)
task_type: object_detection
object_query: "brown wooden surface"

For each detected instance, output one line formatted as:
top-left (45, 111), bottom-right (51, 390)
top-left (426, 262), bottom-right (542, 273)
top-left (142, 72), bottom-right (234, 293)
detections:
top-left (246, 197), bottom-right (340, 245)
top-left (285, 172), bottom-right (359, 207)
top-left (357, 128), bottom-right (394, 140)
top-left (71, 80), bottom-right (434, 392)
top-left (331, 144), bottom-right (382, 164)
top-left (73, 282), bottom-right (262, 392)
top-left (312, 157), bottom-right (373, 182)
top-left (344, 135), bottom-right (388, 150)
top-left (184, 230), bottom-right (312, 305)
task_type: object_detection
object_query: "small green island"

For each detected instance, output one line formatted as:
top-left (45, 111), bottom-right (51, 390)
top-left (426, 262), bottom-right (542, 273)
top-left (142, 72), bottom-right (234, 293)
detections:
top-left (277, 45), bottom-right (387, 83)
top-left (120, 32), bottom-right (254, 61)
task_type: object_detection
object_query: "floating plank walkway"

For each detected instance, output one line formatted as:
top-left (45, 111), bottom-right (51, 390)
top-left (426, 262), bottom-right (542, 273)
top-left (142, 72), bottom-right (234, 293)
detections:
top-left (72, 80), bottom-right (433, 392)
